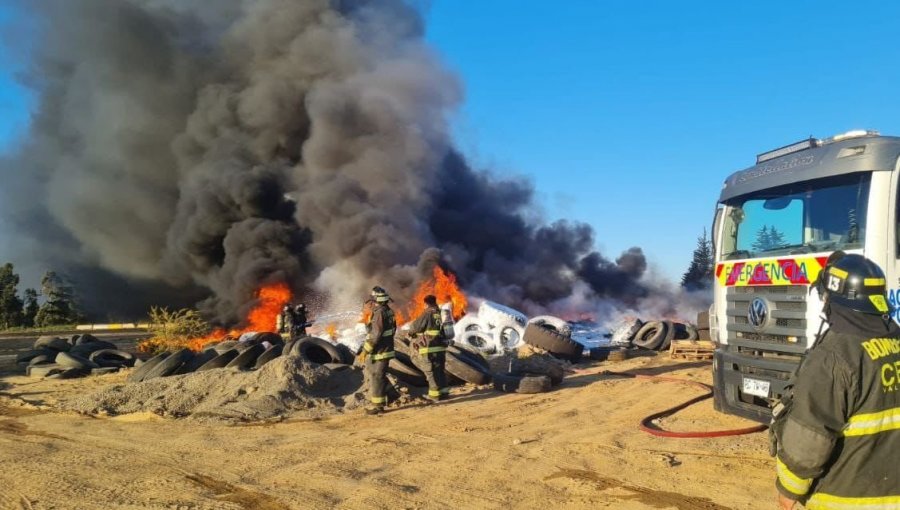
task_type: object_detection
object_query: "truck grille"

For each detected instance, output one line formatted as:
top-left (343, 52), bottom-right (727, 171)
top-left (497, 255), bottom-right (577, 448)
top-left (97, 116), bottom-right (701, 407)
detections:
top-left (726, 285), bottom-right (807, 349)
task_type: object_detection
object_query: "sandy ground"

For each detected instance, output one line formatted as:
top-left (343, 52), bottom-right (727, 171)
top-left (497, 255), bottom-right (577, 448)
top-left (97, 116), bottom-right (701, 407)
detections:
top-left (0, 337), bottom-right (777, 510)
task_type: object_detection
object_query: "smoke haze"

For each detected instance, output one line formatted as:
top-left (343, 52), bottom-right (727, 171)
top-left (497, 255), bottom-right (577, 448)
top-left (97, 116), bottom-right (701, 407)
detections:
top-left (0, 0), bottom-right (681, 325)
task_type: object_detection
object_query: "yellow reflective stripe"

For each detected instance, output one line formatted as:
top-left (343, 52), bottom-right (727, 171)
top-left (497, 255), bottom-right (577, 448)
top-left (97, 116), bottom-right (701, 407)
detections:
top-left (419, 346), bottom-right (448, 354)
top-left (381, 329), bottom-right (395, 337)
top-left (363, 343), bottom-right (373, 353)
top-left (830, 267), bottom-right (849, 279)
top-left (371, 351), bottom-right (395, 361)
top-left (425, 329), bottom-right (441, 336)
top-left (370, 396), bottom-right (386, 404)
top-left (806, 493), bottom-right (900, 509)
top-left (843, 407), bottom-right (900, 437)
top-left (428, 389), bottom-right (441, 397)
top-left (776, 457), bottom-right (812, 496)
top-left (864, 278), bottom-right (886, 286)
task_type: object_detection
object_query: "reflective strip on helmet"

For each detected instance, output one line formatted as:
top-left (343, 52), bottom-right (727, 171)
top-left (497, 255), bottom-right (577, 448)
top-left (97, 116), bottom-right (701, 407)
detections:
top-left (419, 346), bottom-right (447, 355)
top-left (371, 351), bottom-right (395, 361)
top-left (829, 267), bottom-right (849, 279)
top-left (842, 407), bottom-right (900, 437)
top-left (381, 328), bottom-right (395, 337)
top-left (805, 493), bottom-right (900, 509)
top-left (864, 278), bottom-right (886, 286)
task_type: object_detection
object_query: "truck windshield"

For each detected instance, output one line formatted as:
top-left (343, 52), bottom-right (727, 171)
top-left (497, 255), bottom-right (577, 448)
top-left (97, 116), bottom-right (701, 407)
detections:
top-left (720, 172), bottom-right (871, 260)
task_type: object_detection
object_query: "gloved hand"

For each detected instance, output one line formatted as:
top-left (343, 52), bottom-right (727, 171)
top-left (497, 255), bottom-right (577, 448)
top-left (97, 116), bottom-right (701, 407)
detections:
top-left (356, 351), bottom-right (369, 364)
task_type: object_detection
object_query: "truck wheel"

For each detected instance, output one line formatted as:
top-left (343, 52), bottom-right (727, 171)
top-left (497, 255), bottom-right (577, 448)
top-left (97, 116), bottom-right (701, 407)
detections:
top-left (527, 316), bottom-right (573, 337)
top-left (56, 351), bottom-right (100, 370)
top-left (388, 352), bottom-right (427, 387)
top-left (660, 320), bottom-right (676, 351)
top-left (522, 323), bottom-right (584, 362)
top-left (445, 350), bottom-right (492, 385)
top-left (492, 373), bottom-right (551, 394)
top-left (226, 343), bottom-right (266, 370)
top-left (633, 321), bottom-right (667, 350)
top-left (295, 337), bottom-right (345, 365)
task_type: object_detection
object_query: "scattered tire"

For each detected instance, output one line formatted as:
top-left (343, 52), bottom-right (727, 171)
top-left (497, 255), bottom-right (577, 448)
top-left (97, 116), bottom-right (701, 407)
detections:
top-left (226, 343), bottom-right (266, 370)
top-left (56, 351), bottom-right (100, 370)
top-left (660, 320), bottom-right (676, 351)
top-left (35, 337), bottom-right (71, 352)
top-left (179, 349), bottom-right (218, 373)
top-left (589, 346), bottom-right (629, 362)
top-left (513, 361), bottom-right (564, 386)
top-left (696, 311), bottom-right (710, 330)
top-left (27, 354), bottom-right (56, 366)
top-left (47, 368), bottom-right (89, 379)
top-left (453, 315), bottom-right (497, 354)
top-left (522, 323), bottom-right (584, 362)
top-left (75, 334), bottom-right (101, 345)
top-left (445, 350), bottom-right (492, 385)
top-left (632, 321), bottom-right (667, 350)
top-left (143, 349), bottom-right (194, 380)
top-left (89, 349), bottom-right (135, 367)
top-left (90, 367), bottom-right (120, 376)
top-left (213, 340), bottom-right (238, 354)
top-left (684, 324), bottom-right (699, 341)
top-left (295, 337), bottom-right (349, 365)
top-left (251, 332), bottom-right (284, 347)
top-left (478, 301), bottom-right (527, 327)
top-left (282, 339), bottom-right (298, 358)
top-left (253, 344), bottom-right (284, 369)
top-left (448, 345), bottom-right (490, 371)
top-left (609, 318), bottom-right (643, 346)
top-left (28, 364), bottom-right (65, 378)
top-left (334, 343), bottom-right (354, 365)
top-left (528, 316), bottom-right (573, 337)
top-left (16, 349), bottom-right (53, 364)
top-left (388, 352), bottom-right (427, 387)
top-left (493, 318), bottom-right (526, 350)
top-left (195, 349), bottom-right (239, 372)
top-left (70, 341), bottom-right (117, 356)
top-left (492, 373), bottom-right (551, 394)
top-left (127, 352), bottom-right (170, 382)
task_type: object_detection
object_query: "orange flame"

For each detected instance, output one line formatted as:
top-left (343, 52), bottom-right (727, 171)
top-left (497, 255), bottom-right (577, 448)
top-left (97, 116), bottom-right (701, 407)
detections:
top-left (325, 323), bottom-right (338, 340)
top-left (399, 266), bottom-right (468, 325)
top-left (187, 282), bottom-right (292, 351)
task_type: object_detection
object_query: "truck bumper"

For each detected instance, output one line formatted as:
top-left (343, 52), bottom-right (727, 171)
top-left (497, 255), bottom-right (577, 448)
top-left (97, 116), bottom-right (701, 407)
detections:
top-left (713, 347), bottom-right (798, 424)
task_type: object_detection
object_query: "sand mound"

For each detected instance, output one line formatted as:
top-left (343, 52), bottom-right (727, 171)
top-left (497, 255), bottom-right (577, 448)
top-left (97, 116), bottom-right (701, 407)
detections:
top-left (488, 344), bottom-right (570, 380)
top-left (64, 356), bottom-right (365, 422)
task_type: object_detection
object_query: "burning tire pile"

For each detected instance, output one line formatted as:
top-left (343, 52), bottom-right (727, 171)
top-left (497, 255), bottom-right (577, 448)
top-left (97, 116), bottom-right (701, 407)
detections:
top-left (16, 334), bottom-right (136, 379)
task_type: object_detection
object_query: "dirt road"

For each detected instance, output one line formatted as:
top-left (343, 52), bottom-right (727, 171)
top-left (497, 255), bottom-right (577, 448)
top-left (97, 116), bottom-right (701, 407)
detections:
top-left (0, 342), bottom-right (775, 510)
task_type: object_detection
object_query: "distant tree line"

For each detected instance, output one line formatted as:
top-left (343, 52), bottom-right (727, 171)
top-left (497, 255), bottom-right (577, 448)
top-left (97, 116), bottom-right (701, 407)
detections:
top-left (0, 263), bottom-right (81, 330)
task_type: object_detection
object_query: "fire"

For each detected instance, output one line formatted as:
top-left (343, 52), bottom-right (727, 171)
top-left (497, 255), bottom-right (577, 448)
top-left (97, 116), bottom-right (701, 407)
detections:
top-left (187, 282), bottom-right (292, 351)
top-left (325, 323), bottom-right (338, 340)
top-left (400, 266), bottom-right (468, 325)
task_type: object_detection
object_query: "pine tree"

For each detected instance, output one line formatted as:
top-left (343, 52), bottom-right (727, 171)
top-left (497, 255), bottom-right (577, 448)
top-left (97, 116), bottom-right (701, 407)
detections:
top-left (752, 225), bottom-right (772, 252)
top-left (22, 288), bottom-right (39, 328)
top-left (34, 271), bottom-right (80, 327)
top-left (681, 228), bottom-right (714, 291)
top-left (0, 263), bottom-right (24, 330)
top-left (768, 225), bottom-right (786, 248)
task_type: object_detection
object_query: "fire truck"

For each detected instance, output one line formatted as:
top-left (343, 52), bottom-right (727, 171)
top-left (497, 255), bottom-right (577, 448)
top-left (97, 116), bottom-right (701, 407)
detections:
top-left (710, 130), bottom-right (900, 423)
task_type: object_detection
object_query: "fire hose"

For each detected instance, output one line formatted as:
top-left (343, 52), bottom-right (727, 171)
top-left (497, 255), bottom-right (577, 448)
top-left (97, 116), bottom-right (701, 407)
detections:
top-left (603, 371), bottom-right (768, 438)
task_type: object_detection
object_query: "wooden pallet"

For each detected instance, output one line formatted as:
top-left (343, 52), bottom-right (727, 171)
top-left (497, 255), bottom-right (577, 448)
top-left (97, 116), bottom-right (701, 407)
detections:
top-left (669, 339), bottom-right (715, 360)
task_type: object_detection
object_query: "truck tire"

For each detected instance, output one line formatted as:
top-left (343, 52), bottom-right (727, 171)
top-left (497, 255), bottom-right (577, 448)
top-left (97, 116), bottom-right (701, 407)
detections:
top-left (454, 316), bottom-right (498, 354)
top-left (445, 350), bottom-right (492, 385)
top-left (28, 364), bottom-right (65, 378)
top-left (492, 373), bottom-right (551, 394)
top-left (178, 349), bottom-right (217, 373)
top-left (684, 324), bottom-right (699, 341)
top-left (609, 318), bottom-right (643, 346)
top-left (56, 351), bottom-right (100, 370)
top-left (89, 349), bottom-right (135, 368)
top-left (494, 318), bottom-right (526, 350)
top-left (660, 320), bottom-right (676, 351)
top-left (70, 341), bottom-right (117, 356)
top-left (633, 321), bottom-right (667, 350)
top-left (17, 349), bottom-right (53, 364)
top-left (448, 345), bottom-right (490, 371)
top-left (478, 301), bottom-right (527, 328)
top-left (143, 349), bottom-right (193, 380)
top-left (388, 352), bottom-right (427, 387)
top-left (295, 337), bottom-right (345, 365)
top-left (589, 346), bottom-right (629, 362)
top-left (527, 316), bottom-right (573, 338)
top-left (213, 341), bottom-right (238, 354)
top-left (27, 354), bottom-right (56, 366)
top-left (225, 343), bottom-right (265, 370)
top-left (254, 344), bottom-right (284, 369)
top-left (251, 332), bottom-right (284, 347)
top-left (47, 367), bottom-right (89, 379)
top-left (522, 323), bottom-right (584, 362)
top-left (196, 349), bottom-right (239, 372)
top-left (35, 337), bottom-right (71, 353)
top-left (75, 334), bottom-right (101, 346)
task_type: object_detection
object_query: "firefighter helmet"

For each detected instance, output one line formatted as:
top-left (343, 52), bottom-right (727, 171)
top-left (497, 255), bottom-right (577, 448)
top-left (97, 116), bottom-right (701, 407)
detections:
top-left (816, 253), bottom-right (891, 315)
top-left (371, 286), bottom-right (390, 303)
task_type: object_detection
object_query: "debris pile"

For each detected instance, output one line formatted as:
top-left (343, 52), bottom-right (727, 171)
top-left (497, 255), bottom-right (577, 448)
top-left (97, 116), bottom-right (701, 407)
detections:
top-left (16, 334), bottom-right (136, 379)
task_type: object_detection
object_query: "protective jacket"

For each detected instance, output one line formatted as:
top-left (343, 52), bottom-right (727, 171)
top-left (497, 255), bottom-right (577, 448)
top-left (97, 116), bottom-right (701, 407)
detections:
top-left (774, 305), bottom-right (900, 508)
top-left (276, 309), bottom-right (294, 334)
top-left (364, 303), bottom-right (396, 361)
top-left (407, 305), bottom-right (447, 352)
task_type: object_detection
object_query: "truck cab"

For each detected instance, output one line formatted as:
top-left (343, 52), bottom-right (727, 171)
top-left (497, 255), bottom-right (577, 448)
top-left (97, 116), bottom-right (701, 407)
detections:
top-left (711, 130), bottom-right (900, 423)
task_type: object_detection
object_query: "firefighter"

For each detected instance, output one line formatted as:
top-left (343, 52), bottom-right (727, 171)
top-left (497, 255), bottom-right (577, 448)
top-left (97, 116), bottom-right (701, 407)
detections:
top-left (293, 303), bottom-right (309, 338)
top-left (276, 304), bottom-right (295, 340)
top-left (407, 294), bottom-right (449, 401)
top-left (771, 254), bottom-right (900, 509)
top-left (356, 286), bottom-right (396, 415)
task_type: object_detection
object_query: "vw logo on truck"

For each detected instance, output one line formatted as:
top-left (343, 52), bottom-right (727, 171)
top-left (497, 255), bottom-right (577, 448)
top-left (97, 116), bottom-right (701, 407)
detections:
top-left (748, 298), bottom-right (769, 329)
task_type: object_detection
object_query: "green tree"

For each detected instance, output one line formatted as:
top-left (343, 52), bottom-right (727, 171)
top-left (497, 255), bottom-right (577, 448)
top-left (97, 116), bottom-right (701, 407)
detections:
top-left (681, 228), bottom-right (714, 291)
top-left (0, 263), bottom-right (24, 330)
top-left (768, 225), bottom-right (786, 248)
top-left (34, 271), bottom-right (80, 327)
top-left (22, 288), bottom-right (39, 328)
top-left (752, 224), bottom-right (772, 252)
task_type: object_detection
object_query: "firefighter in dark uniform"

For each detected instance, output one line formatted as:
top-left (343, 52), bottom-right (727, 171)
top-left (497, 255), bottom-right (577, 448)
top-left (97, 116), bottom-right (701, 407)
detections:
top-left (407, 294), bottom-right (449, 401)
top-left (357, 286), bottom-right (396, 415)
top-left (293, 303), bottom-right (309, 338)
top-left (276, 304), bottom-right (294, 340)
top-left (771, 254), bottom-right (900, 509)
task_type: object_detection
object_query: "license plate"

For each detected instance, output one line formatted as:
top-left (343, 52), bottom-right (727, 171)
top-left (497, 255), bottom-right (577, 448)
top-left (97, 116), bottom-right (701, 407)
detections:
top-left (742, 377), bottom-right (770, 398)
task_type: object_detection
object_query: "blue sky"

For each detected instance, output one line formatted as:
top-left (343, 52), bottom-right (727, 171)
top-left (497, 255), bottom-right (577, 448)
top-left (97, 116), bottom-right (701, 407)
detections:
top-left (3, 2), bottom-right (900, 281)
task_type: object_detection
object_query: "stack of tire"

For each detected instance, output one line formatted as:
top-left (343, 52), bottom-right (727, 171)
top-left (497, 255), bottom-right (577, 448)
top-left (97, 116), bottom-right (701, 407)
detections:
top-left (389, 337), bottom-right (491, 388)
top-left (695, 311), bottom-right (712, 341)
top-left (452, 301), bottom-right (529, 354)
top-left (631, 319), bottom-right (699, 351)
top-left (521, 317), bottom-right (584, 362)
top-left (128, 333), bottom-right (356, 382)
top-left (16, 334), bottom-right (136, 379)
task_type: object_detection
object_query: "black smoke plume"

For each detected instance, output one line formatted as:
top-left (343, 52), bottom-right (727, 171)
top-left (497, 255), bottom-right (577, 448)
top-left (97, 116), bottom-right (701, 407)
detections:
top-left (0, 0), bottom-right (650, 324)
